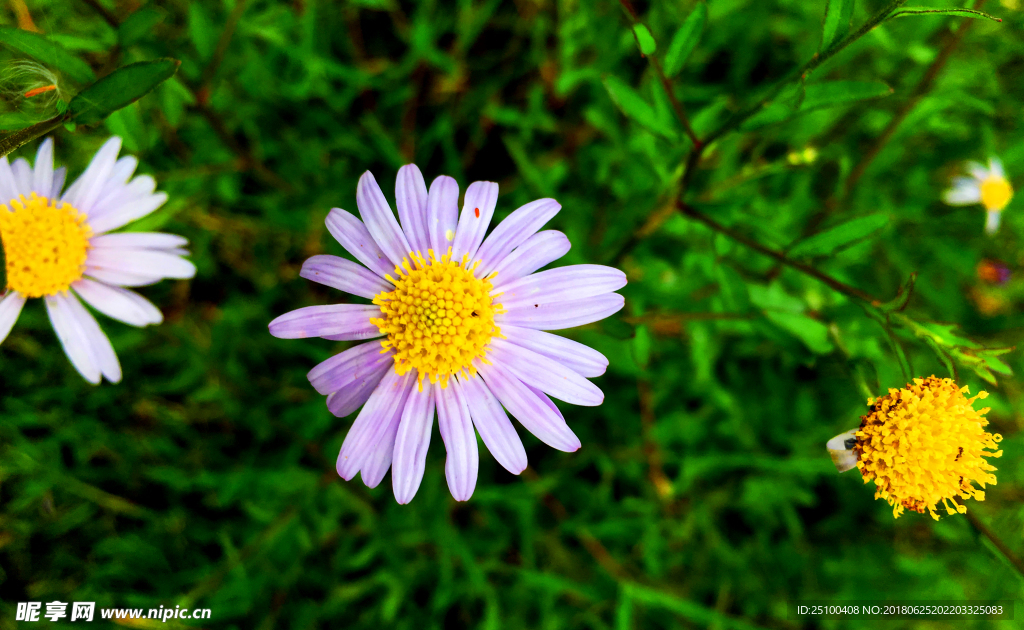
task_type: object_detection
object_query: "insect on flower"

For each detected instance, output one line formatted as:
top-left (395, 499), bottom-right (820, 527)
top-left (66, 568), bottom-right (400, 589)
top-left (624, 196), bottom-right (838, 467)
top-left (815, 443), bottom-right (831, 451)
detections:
top-left (270, 166), bottom-right (626, 503)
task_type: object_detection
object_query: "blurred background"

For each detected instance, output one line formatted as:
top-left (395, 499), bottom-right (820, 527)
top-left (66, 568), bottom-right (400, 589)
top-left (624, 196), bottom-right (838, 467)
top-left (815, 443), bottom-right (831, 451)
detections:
top-left (1, 0), bottom-right (1023, 628)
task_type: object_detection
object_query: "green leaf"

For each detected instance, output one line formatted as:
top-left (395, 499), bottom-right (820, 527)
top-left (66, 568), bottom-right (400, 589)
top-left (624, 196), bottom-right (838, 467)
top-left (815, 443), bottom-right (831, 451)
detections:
top-left (742, 80), bottom-right (892, 130)
top-left (0, 112), bottom-right (41, 131)
top-left (764, 311), bottom-right (834, 354)
top-left (878, 272), bottom-right (916, 313)
top-left (632, 24), bottom-right (656, 57)
top-left (603, 75), bottom-right (675, 139)
top-left (714, 265), bottom-right (750, 312)
top-left (119, 7), bottom-right (165, 47)
top-left (788, 214), bottom-right (889, 259)
top-left (0, 27), bottom-right (95, 84)
top-left (821, 0), bottom-right (855, 53)
top-left (188, 3), bottom-right (218, 60)
top-left (69, 59), bottom-right (181, 126)
top-left (663, 3), bottom-right (706, 77)
top-left (632, 325), bottom-right (652, 369)
top-left (888, 7), bottom-right (1002, 22)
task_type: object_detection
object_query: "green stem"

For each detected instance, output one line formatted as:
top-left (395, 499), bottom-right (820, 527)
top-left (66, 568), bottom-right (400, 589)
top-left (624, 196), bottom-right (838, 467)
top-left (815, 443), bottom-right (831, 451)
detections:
top-left (0, 113), bottom-right (69, 160)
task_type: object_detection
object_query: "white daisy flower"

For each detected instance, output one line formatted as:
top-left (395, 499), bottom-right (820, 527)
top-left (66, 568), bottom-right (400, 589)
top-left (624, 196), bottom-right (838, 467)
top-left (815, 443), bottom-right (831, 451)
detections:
top-left (942, 157), bottom-right (1014, 234)
top-left (0, 137), bottom-right (195, 384)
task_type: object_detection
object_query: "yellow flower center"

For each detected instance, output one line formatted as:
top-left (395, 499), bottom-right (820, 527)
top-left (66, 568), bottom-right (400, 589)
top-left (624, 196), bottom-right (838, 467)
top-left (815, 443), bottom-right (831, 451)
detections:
top-left (854, 376), bottom-right (1003, 520)
top-left (371, 249), bottom-right (502, 388)
top-left (0, 193), bottom-right (91, 298)
top-left (979, 175), bottom-right (1013, 211)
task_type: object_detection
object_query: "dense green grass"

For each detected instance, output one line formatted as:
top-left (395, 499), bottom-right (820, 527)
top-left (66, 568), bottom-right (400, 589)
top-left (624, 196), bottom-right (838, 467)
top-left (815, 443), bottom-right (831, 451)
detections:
top-left (2, 0), bottom-right (1024, 628)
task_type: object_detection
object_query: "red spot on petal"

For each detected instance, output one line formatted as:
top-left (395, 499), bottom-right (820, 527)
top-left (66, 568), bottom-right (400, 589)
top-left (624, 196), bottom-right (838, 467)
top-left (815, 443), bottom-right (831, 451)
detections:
top-left (474, 207), bottom-right (480, 218)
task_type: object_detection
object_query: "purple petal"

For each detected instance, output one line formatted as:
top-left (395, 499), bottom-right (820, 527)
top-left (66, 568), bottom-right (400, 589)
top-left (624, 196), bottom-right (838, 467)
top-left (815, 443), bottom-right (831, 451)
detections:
top-left (474, 198), bottom-right (560, 277)
top-left (392, 383), bottom-right (437, 504)
top-left (500, 324), bottom-right (608, 378)
top-left (490, 231), bottom-right (571, 289)
top-left (356, 171), bottom-right (412, 267)
top-left (451, 181), bottom-right (499, 264)
top-left (427, 175), bottom-right (459, 257)
top-left (325, 208), bottom-right (395, 279)
top-left (11, 159), bottom-right (31, 195)
top-left (0, 291), bottom-right (27, 345)
top-left (488, 337), bottom-right (602, 406)
top-left (497, 293), bottom-right (624, 330)
top-left (49, 166), bottom-right (66, 200)
top-left (268, 304), bottom-right (382, 340)
top-left (396, 164), bottom-right (430, 256)
top-left (477, 361), bottom-right (581, 452)
top-left (458, 374), bottom-right (527, 475)
top-left (300, 255), bottom-right (392, 299)
top-left (436, 378), bottom-right (479, 501)
top-left (326, 363), bottom-right (390, 418)
top-left (359, 402), bottom-right (404, 490)
top-left (307, 341), bottom-right (393, 395)
top-left (336, 368), bottom-right (416, 480)
top-left (72, 278), bottom-right (163, 327)
top-left (495, 264), bottom-right (627, 310)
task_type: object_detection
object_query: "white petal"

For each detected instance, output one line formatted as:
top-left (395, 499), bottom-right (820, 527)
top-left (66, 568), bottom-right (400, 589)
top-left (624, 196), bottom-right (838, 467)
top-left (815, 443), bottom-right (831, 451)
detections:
top-left (62, 290), bottom-right (121, 383)
top-left (11, 158), bottom-right (31, 195)
top-left (31, 138), bottom-right (54, 198)
top-left (45, 293), bottom-right (100, 384)
top-left (986, 209), bottom-right (1001, 235)
top-left (0, 157), bottom-right (19, 203)
top-left (64, 137), bottom-right (122, 216)
top-left (988, 158), bottom-right (1005, 180)
top-left (966, 161), bottom-right (990, 181)
top-left (942, 178), bottom-right (981, 206)
top-left (84, 266), bottom-right (162, 287)
top-left (86, 248), bottom-right (196, 280)
top-left (72, 278), bottom-right (163, 326)
top-left (87, 192), bottom-right (168, 234)
top-left (0, 291), bottom-right (27, 344)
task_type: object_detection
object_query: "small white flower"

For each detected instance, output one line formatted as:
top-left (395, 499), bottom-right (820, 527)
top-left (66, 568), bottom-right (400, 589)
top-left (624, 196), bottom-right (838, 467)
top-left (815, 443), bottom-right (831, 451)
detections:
top-left (942, 157), bottom-right (1014, 234)
top-left (0, 137), bottom-right (195, 384)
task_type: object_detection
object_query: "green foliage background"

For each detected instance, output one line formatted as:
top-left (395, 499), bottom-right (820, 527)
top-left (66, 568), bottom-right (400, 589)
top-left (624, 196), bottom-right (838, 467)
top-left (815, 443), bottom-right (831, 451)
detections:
top-left (2, 0), bottom-right (1024, 628)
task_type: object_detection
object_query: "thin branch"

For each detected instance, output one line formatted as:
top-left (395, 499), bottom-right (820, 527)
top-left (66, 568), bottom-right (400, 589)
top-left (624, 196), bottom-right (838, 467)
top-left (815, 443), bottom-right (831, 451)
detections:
top-left (676, 202), bottom-right (880, 304)
top-left (80, 0), bottom-right (118, 28)
top-left (617, 0), bottom-right (700, 147)
top-left (965, 510), bottom-right (1024, 580)
top-left (844, 0), bottom-right (988, 195)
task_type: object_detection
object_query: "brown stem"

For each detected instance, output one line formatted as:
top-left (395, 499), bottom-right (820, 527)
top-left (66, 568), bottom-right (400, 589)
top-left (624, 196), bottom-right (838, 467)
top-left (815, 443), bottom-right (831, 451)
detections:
top-left (844, 0), bottom-right (987, 195)
top-left (676, 202), bottom-right (880, 304)
top-left (965, 510), bottom-right (1024, 580)
top-left (638, 379), bottom-right (673, 499)
top-left (616, 0), bottom-right (700, 147)
top-left (199, 0), bottom-right (250, 91)
top-left (80, 0), bottom-right (118, 28)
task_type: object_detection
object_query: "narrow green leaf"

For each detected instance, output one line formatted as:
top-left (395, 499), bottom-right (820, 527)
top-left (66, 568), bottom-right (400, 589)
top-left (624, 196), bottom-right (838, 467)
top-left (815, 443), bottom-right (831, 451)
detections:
top-left (69, 59), bottom-right (181, 126)
top-left (663, 3), bottom-right (706, 77)
top-left (821, 0), bottom-right (855, 53)
top-left (888, 7), bottom-right (1002, 22)
top-left (119, 7), bottom-right (165, 47)
top-left (742, 80), bottom-right (892, 130)
top-left (603, 75), bottom-right (675, 139)
top-left (788, 214), bottom-right (889, 259)
top-left (0, 27), bottom-right (95, 84)
top-left (0, 112), bottom-right (41, 131)
top-left (188, 3), bottom-right (218, 60)
top-left (764, 311), bottom-right (834, 354)
top-left (631, 24), bottom-right (656, 57)
top-left (878, 272), bottom-right (916, 313)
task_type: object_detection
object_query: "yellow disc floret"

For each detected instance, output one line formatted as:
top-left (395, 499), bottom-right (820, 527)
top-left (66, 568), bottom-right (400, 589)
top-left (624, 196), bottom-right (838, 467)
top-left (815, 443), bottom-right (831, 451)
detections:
top-left (371, 249), bottom-right (502, 388)
top-left (979, 175), bottom-right (1013, 211)
top-left (854, 376), bottom-right (1003, 520)
top-left (0, 193), bottom-right (91, 298)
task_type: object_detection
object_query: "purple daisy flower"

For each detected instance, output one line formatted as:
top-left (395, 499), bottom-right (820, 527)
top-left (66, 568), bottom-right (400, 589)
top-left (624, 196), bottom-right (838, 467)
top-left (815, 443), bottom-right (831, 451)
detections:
top-left (270, 166), bottom-right (626, 503)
